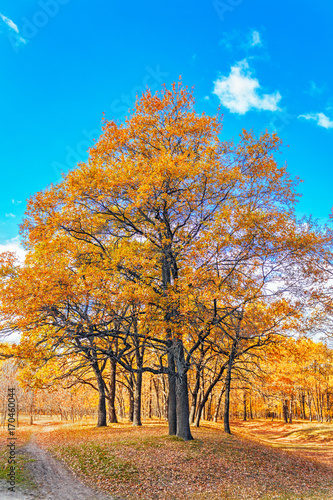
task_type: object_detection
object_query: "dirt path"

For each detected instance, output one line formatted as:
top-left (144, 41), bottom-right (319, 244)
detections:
top-left (4, 434), bottom-right (114, 500)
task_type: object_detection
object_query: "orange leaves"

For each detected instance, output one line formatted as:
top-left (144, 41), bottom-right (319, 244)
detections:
top-left (0, 251), bottom-right (19, 279)
top-left (261, 337), bottom-right (333, 400)
top-left (1, 80), bottom-right (329, 400)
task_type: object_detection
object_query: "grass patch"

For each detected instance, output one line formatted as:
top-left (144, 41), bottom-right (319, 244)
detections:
top-left (164, 435), bottom-right (185, 442)
top-left (0, 449), bottom-right (37, 491)
top-left (54, 442), bottom-right (138, 482)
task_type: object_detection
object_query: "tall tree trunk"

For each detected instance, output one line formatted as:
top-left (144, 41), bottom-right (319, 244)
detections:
top-left (148, 376), bottom-right (152, 419)
top-left (160, 375), bottom-right (168, 420)
top-left (167, 347), bottom-right (177, 435)
top-left (92, 365), bottom-right (107, 427)
top-left (243, 391), bottom-right (247, 421)
top-left (126, 373), bottom-right (134, 422)
top-left (283, 399), bottom-right (289, 423)
top-left (189, 366), bottom-right (201, 424)
top-left (195, 361), bottom-right (228, 427)
top-left (133, 371), bottom-right (142, 426)
top-left (249, 393), bottom-right (253, 419)
top-left (301, 392), bottom-right (306, 420)
top-left (213, 384), bottom-right (225, 423)
top-left (307, 391), bottom-right (312, 421)
top-left (132, 312), bottom-right (144, 426)
top-left (207, 392), bottom-right (213, 421)
top-left (174, 339), bottom-right (193, 441)
top-left (288, 397), bottom-right (293, 424)
top-left (327, 392), bottom-right (331, 422)
top-left (320, 393), bottom-right (324, 422)
top-left (30, 391), bottom-right (35, 426)
top-left (153, 378), bottom-right (161, 418)
top-left (224, 337), bottom-right (238, 434)
top-left (108, 358), bottom-right (118, 423)
top-left (128, 385), bottom-right (134, 422)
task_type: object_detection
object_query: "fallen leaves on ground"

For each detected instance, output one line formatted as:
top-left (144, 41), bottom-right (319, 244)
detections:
top-left (30, 419), bottom-right (333, 500)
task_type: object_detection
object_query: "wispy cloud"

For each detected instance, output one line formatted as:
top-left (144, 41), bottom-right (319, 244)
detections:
top-left (0, 13), bottom-right (19, 33)
top-left (220, 29), bottom-right (263, 52)
top-left (298, 112), bottom-right (333, 129)
top-left (219, 29), bottom-right (240, 51)
top-left (15, 36), bottom-right (27, 47)
top-left (250, 30), bottom-right (262, 47)
top-left (0, 12), bottom-right (27, 48)
top-left (5, 213), bottom-right (16, 218)
top-left (213, 59), bottom-right (281, 114)
top-left (306, 80), bottom-right (325, 97)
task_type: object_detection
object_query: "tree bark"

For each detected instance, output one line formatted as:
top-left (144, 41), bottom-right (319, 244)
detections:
top-left (207, 392), bottom-right (213, 421)
top-left (29, 391), bottom-right (35, 426)
top-left (92, 364), bottom-right (107, 427)
top-left (174, 339), bottom-right (193, 441)
top-left (133, 370), bottom-right (142, 426)
top-left (132, 312), bottom-right (144, 426)
top-left (283, 399), bottom-right (289, 423)
top-left (307, 391), bottom-right (312, 422)
top-left (288, 397), bottom-right (293, 424)
top-left (224, 337), bottom-right (238, 434)
top-left (148, 376), bottom-right (152, 419)
top-left (195, 361), bottom-right (227, 427)
top-left (160, 375), bottom-right (168, 420)
top-left (213, 384), bottom-right (225, 423)
top-left (189, 366), bottom-right (201, 424)
top-left (249, 393), bottom-right (253, 419)
top-left (153, 378), bottom-right (161, 418)
top-left (108, 358), bottom-right (117, 423)
top-left (301, 392), bottom-right (306, 420)
top-left (167, 347), bottom-right (177, 435)
top-left (327, 392), bottom-right (331, 422)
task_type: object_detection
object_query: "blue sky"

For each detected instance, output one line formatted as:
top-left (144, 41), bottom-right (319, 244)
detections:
top-left (0, 0), bottom-right (332, 254)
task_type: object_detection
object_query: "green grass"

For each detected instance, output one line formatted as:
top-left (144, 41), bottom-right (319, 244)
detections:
top-left (55, 442), bottom-right (139, 481)
top-left (0, 449), bottom-right (37, 491)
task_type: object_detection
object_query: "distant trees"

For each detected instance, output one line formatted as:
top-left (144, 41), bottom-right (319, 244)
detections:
top-left (259, 337), bottom-right (333, 423)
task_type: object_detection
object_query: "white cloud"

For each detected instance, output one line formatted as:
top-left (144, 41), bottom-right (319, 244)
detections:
top-left (0, 13), bottom-right (19, 33)
top-left (5, 213), bottom-right (16, 218)
top-left (250, 30), bottom-right (262, 47)
top-left (0, 236), bottom-right (26, 263)
top-left (219, 30), bottom-right (239, 51)
top-left (0, 12), bottom-right (27, 48)
top-left (298, 112), bottom-right (333, 129)
top-left (220, 29), bottom-right (263, 51)
top-left (213, 60), bottom-right (281, 115)
top-left (11, 199), bottom-right (22, 204)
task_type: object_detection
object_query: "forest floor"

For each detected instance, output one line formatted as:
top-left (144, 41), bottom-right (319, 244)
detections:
top-left (0, 417), bottom-right (332, 500)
